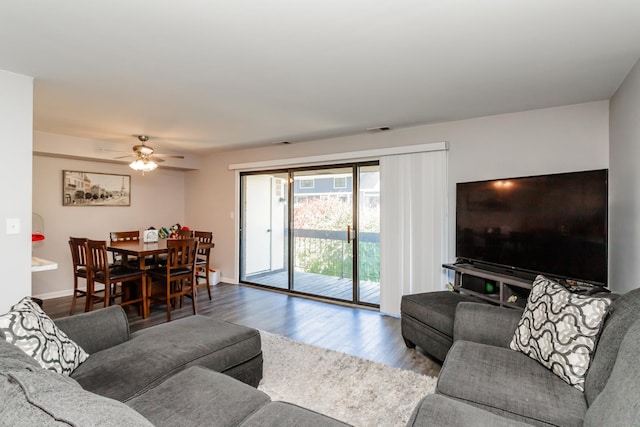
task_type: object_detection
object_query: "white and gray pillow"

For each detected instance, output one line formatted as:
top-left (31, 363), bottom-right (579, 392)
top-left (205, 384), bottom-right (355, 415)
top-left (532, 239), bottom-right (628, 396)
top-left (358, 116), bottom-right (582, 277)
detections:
top-left (510, 276), bottom-right (611, 391)
top-left (0, 297), bottom-right (89, 375)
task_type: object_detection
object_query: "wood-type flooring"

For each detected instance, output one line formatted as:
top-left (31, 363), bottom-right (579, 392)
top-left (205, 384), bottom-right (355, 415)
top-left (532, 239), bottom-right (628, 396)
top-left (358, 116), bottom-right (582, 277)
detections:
top-left (43, 282), bottom-right (441, 377)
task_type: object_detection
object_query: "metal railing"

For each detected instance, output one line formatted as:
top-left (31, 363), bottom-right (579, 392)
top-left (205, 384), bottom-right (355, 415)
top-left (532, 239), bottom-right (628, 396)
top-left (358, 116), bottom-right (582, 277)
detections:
top-left (293, 228), bottom-right (380, 283)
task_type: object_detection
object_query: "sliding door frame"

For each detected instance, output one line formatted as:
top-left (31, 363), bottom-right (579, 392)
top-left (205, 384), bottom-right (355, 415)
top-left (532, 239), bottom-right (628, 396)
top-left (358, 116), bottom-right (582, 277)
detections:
top-left (239, 160), bottom-right (379, 307)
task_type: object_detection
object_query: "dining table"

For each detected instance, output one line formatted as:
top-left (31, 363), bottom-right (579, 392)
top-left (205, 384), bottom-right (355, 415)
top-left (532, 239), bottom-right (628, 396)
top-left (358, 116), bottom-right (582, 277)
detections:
top-left (107, 239), bottom-right (214, 318)
top-left (107, 239), bottom-right (174, 267)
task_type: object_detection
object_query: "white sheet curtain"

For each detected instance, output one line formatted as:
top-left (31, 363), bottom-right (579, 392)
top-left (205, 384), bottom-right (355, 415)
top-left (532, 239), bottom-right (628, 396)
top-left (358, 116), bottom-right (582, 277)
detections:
top-left (379, 150), bottom-right (448, 315)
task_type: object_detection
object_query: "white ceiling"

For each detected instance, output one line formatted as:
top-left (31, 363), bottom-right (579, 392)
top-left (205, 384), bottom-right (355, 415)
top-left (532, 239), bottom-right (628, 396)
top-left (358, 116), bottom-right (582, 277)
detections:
top-left (2, 0), bottom-right (640, 155)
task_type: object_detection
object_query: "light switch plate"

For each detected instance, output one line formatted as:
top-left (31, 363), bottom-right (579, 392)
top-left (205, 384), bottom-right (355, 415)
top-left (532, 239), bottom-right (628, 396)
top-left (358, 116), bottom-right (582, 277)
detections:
top-left (6, 218), bottom-right (20, 235)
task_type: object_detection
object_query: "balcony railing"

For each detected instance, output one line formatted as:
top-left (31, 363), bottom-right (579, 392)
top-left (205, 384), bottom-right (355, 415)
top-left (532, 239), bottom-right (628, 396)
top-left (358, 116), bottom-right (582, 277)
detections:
top-left (293, 228), bottom-right (380, 283)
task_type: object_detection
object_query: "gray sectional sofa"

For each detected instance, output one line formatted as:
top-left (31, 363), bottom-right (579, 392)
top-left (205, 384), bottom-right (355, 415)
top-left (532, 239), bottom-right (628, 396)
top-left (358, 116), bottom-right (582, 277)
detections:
top-left (0, 305), bottom-right (348, 426)
top-left (3, 287), bottom-right (640, 426)
top-left (408, 288), bottom-right (640, 426)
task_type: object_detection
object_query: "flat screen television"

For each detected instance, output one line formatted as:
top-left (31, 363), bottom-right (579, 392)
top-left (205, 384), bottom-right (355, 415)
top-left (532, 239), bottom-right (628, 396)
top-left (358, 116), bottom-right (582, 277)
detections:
top-left (455, 169), bottom-right (608, 285)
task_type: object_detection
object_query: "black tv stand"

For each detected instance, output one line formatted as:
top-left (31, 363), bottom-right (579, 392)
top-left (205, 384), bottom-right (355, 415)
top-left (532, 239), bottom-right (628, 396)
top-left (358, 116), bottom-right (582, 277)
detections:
top-left (443, 262), bottom-right (533, 309)
top-left (460, 260), bottom-right (537, 282)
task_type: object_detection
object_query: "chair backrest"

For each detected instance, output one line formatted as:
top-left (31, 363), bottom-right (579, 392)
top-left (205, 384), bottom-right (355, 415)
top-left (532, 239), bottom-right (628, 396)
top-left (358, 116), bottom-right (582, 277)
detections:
top-left (194, 231), bottom-right (214, 255)
top-left (87, 239), bottom-right (111, 281)
top-left (68, 237), bottom-right (88, 269)
top-left (166, 238), bottom-right (198, 269)
top-left (175, 229), bottom-right (194, 239)
top-left (109, 231), bottom-right (140, 242)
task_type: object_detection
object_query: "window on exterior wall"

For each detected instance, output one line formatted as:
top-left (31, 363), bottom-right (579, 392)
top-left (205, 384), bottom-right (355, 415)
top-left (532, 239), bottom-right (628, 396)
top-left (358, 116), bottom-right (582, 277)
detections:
top-left (334, 177), bottom-right (347, 189)
top-left (300, 178), bottom-right (315, 189)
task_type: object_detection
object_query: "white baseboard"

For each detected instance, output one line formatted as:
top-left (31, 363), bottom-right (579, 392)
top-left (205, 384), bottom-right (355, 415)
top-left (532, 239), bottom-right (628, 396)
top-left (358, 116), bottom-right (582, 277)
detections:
top-left (34, 279), bottom-right (237, 301)
top-left (35, 277), bottom-right (239, 300)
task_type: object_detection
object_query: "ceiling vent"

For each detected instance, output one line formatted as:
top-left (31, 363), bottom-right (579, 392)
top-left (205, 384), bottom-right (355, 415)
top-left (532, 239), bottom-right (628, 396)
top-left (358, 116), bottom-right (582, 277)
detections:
top-left (366, 126), bottom-right (391, 132)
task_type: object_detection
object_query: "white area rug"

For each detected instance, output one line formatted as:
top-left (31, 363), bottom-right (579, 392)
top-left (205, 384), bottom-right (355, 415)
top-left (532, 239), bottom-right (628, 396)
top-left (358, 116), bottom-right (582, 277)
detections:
top-left (257, 331), bottom-right (437, 426)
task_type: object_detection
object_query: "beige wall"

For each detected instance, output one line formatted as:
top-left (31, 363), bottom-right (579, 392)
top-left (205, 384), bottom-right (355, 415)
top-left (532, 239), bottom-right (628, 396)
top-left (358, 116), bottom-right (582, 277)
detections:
top-left (28, 100), bottom-right (614, 301)
top-left (609, 58), bottom-right (640, 294)
top-left (0, 70), bottom-right (33, 313)
top-left (185, 101), bottom-right (610, 288)
top-left (32, 154), bottom-right (186, 299)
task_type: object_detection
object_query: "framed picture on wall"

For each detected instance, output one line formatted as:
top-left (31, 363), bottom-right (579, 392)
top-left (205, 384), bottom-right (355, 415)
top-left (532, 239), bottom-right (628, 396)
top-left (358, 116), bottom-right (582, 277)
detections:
top-left (62, 170), bottom-right (131, 206)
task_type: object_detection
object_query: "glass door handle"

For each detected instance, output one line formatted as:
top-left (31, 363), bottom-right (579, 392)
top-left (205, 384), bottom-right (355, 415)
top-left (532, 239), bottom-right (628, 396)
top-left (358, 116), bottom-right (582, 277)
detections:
top-left (347, 225), bottom-right (352, 243)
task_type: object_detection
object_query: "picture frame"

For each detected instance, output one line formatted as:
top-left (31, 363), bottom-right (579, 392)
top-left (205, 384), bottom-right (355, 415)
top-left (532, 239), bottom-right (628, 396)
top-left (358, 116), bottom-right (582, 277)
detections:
top-left (63, 170), bottom-right (131, 206)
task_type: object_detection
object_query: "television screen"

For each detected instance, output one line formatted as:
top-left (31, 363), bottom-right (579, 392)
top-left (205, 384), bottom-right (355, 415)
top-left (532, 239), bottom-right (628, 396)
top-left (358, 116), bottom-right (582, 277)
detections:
top-left (455, 169), bottom-right (608, 285)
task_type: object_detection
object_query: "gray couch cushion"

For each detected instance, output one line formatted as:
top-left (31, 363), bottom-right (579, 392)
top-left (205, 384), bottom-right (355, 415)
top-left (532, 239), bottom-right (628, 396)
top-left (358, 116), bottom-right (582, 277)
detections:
top-left (1, 366), bottom-right (152, 427)
top-left (402, 291), bottom-right (482, 337)
top-left (1, 336), bottom-right (40, 371)
top-left (584, 287), bottom-right (640, 405)
top-left (128, 366), bottom-right (270, 426)
top-left (408, 394), bottom-right (532, 427)
top-left (71, 315), bottom-right (262, 402)
top-left (454, 302), bottom-right (523, 347)
top-left (55, 305), bottom-right (131, 354)
top-left (583, 318), bottom-right (640, 426)
top-left (437, 340), bottom-right (586, 426)
top-left (239, 401), bottom-right (351, 427)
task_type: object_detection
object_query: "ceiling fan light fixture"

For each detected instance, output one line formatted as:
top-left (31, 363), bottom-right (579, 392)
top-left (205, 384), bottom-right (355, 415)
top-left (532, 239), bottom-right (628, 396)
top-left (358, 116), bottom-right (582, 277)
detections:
top-left (129, 158), bottom-right (158, 172)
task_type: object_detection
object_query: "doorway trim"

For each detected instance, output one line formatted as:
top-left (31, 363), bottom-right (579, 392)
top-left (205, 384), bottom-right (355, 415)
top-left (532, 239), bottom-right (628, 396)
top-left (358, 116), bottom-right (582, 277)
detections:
top-left (229, 141), bottom-right (447, 171)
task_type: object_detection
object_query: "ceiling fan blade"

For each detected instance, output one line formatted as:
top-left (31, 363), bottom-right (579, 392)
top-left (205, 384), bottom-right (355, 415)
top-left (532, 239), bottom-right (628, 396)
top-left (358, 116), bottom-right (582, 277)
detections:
top-left (100, 148), bottom-right (130, 153)
top-left (102, 137), bottom-right (185, 165)
top-left (153, 153), bottom-right (185, 159)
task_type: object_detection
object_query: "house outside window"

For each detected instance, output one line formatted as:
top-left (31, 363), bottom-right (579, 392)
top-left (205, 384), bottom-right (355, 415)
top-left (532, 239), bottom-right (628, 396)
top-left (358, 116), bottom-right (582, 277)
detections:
top-left (334, 177), bottom-right (347, 189)
top-left (300, 178), bottom-right (315, 189)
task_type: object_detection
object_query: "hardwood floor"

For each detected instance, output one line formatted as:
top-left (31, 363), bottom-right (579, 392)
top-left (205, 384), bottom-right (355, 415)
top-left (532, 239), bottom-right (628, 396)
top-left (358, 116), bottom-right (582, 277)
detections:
top-left (43, 283), bottom-right (441, 377)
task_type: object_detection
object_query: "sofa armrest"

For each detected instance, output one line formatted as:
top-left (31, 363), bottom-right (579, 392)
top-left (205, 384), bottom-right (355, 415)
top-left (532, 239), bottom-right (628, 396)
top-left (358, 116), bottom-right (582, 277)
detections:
top-left (54, 305), bottom-right (130, 354)
top-left (453, 302), bottom-right (523, 348)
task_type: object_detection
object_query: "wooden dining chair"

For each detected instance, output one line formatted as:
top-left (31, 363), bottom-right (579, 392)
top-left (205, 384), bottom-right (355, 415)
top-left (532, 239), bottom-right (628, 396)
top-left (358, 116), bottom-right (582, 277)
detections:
top-left (147, 238), bottom-right (199, 322)
top-left (86, 239), bottom-right (146, 315)
top-left (109, 230), bottom-right (140, 242)
top-left (110, 230), bottom-right (159, 267)
top-left (69, 237), bottom-right (100, 315)
top-left (194, 231), bottom-right (215, 300)
top-left (176, 229), bottom-right (194, 239)
top-left (109, 230), bottom-right (141, 266)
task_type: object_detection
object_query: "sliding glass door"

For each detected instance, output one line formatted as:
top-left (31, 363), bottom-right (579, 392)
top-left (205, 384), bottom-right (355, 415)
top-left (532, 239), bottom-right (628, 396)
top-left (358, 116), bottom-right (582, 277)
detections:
top-left (357, 165), bottom-right (381, 304)
top-left (240, 172), bottom-right (288, 289)
top-left (291, 167), bottom-right (355, 300)
top-left (240, 163), bottom-right (379, 306)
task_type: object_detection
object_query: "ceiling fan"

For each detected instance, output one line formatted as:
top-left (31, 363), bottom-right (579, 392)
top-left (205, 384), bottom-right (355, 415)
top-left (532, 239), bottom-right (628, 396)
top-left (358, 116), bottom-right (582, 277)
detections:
top-left (112, 135), bottom-right (185, 172)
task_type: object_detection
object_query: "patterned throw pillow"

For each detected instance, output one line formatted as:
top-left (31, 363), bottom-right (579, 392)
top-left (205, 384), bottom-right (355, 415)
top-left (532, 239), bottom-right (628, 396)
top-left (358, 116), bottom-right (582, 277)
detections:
top-left (0, 297), bottom-right (89, 375)
top-left (509, 276), bottom-right (611, 391)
